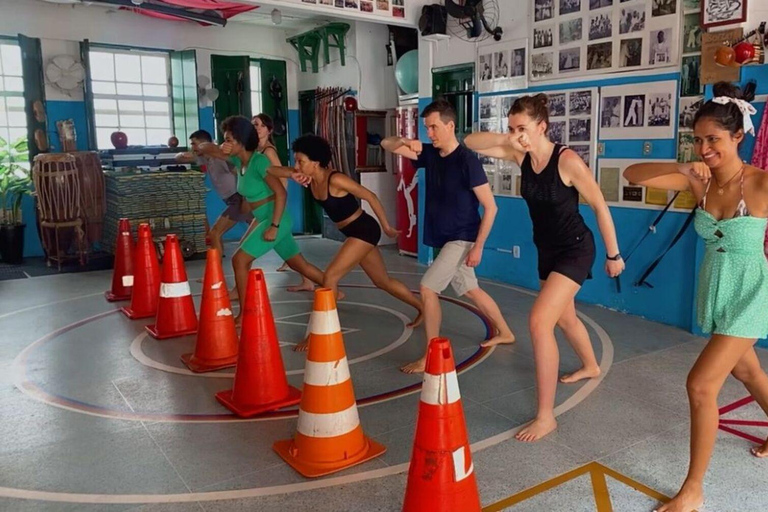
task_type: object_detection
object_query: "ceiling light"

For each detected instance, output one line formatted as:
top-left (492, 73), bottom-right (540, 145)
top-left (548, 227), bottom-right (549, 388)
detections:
top-left (271, 8), bottom-right (282, 25)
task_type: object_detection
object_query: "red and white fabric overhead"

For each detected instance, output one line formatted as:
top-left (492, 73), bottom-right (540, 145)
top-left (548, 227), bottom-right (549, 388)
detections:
top-left (124, 0), bottom-right (256, 24)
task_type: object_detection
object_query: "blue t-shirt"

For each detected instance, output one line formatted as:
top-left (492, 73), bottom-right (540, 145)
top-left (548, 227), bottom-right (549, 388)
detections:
top-left (411, 144), bottom-right (488, 248)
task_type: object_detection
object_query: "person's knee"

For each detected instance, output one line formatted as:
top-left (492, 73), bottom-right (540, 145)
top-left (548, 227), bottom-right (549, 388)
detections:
top-left (529, 311), bottom-right (555, 342)
top-left (556, 312), bottom-right (580, 332)
top-left (370, 273), bottom-right (390, 289)
top-left (686, 372), bottom-right (717, 406)
top-left (732, 364), bottom-right (763, 386)
top-left (419, 284), bottom-right (438, 301)
top-left (232, 251), bottom-right (250, 270)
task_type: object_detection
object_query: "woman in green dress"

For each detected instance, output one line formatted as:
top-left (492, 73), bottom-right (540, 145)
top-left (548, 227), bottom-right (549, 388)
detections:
top-left (624, 82), bottom-right (768, 512)
top-left (202, 116), bottom-right (324, 324)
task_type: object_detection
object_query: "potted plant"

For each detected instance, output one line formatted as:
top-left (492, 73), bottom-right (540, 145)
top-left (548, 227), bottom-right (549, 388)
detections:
top-left (0, 136), bottom-right (31, 264)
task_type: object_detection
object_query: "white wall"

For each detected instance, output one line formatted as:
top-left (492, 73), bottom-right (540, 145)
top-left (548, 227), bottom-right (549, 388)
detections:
top-left (0, 0), bottom-right (301, 106)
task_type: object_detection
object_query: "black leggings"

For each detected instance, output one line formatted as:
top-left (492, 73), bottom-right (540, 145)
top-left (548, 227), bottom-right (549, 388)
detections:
top-left (340, 212), bottom-right (381, 246)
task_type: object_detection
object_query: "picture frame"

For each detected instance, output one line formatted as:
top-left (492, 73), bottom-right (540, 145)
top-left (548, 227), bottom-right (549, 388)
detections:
top-left (701, 0), bottom-right (747, 28)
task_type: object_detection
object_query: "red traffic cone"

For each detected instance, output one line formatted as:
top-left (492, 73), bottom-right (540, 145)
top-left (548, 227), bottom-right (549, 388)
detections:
top-left (105, 218), bottom-right (134, 302)
top-left (146, 234), bottom-right (198, 339)
top-left (181, 248), bottom-right (238, 372)
top-left (215, 269), bottom-right (301, 417)
top-left (121, 224), bottom-right (161, 320)
top-left (402, 337), bottom-right (481, 512)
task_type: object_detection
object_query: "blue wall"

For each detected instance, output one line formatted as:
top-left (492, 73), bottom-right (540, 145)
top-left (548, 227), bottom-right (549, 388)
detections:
top-left (416, 64), bottom-right (768, 342)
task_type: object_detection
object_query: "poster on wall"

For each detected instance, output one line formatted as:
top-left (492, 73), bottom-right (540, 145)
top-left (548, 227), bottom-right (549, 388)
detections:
top-left (477, 39), bottom-right (528, 93)
top-left (701, 28), bottom-right (742, 84)
top-left (290, 0), bottom-right (402, 19)
top-left (476, 94), bottom-right (523, 197)
top-left (701, 0), bottom-right (747, 28)
top-left (598, 158), bottom-right (689, 210)
top-left (529, 0), bottom-right (681, 82)
top-left (599, 80), bottom-right (677, 139)
top-left (538, 87), bottom-right (599, 172)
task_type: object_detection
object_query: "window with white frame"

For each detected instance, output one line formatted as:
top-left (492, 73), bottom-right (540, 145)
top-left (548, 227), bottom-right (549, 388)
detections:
top-left (89, 48), bottom-right (173, 149)
top-left (0, 43), bottom-right (27, 152)
top-left (250, 62), bottom-right (263, 117)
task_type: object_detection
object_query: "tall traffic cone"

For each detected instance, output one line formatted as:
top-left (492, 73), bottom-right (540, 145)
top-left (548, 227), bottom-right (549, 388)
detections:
top-left (402, 337), bottom-right (481, 512)
top-left (215, 269), bottom-right (301, 416)
top-left (181, 248), bottom-right (238, 372)
top-left (146, 234), bottom-right (198, 339)
top-left (105, 218), bottom-right (135, 302)
top-left (121, 223), bottom-right (161, 320)
top-left (273, 288), bottom-right (386, 478)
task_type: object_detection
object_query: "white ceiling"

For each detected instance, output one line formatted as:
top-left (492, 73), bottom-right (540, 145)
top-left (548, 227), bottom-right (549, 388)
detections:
top-left (231, 8), bottom-right (330, 31)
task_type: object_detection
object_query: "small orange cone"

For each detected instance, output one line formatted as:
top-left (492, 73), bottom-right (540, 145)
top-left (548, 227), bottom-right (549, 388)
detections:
top-left (402, 337), bottom-right (481, 512)
top-left (146, 234), bottom-right (198, 339)
top-left (181, 248), bottom-right (238, 372)
top-left (105, 218), bottom-right (134, 302)
top-left (215, 269), bottom-right (301, 417)
top-left (273, 288), bottom-right (386, 478)
top-left (121, 223), bottom-right (161, 320)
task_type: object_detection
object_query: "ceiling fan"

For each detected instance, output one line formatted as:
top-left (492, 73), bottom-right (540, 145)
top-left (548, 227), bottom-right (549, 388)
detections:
top-left (445, 0), bottom-right (503, 42)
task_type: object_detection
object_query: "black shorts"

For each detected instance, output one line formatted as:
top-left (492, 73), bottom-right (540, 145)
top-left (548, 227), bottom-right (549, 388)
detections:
top-left (221, 193), bottom-right (254, 224)
top-left (340, 212), bottom-right (381, 246)
top-left (537, 230), bottom-right (596, 285)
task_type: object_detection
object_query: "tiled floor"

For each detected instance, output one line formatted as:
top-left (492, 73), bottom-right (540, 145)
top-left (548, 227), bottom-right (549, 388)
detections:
top-left (1, 237), bottom-right (767, 511)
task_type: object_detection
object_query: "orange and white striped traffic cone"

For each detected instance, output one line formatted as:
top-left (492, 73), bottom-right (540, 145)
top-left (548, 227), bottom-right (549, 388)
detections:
top-left (402, 337), bottom-right (481, 511)
top-left (273, 288), bottom-right (386, 478)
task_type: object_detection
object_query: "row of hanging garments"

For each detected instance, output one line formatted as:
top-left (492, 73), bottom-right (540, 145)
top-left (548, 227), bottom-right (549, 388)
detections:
top-left (312, 87), bottom-right (355, 178)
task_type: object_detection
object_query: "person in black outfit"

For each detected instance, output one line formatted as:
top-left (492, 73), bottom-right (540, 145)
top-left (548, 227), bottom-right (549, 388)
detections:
top-left (465, 94), bottom-right (624, 442)
top-left (270, 134), bottom-right (423, 351)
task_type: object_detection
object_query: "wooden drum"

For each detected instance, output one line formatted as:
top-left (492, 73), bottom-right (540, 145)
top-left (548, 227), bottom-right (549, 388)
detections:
top-left (33, 153), bottom-right (82, 223)
top-left (71, 151), bottom-right (105, 244)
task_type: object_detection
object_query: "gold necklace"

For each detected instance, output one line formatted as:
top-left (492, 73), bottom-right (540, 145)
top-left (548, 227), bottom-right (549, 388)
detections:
top-left (714, 163), bottom-right (744, 196)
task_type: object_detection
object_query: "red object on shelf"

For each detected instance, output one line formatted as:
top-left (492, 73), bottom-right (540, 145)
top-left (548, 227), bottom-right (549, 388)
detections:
top-left (111, 131), bottom-right (128, 149)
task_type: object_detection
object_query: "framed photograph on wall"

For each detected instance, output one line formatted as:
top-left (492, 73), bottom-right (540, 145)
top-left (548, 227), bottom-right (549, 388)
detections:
top-left (599, 80), bottom-right (677, 139)
top-left (598, 158), bottom-right (687, 210)
top-left (477, 39), bottom-right (528, 93)
top-left (701, 0), bottom-right (747, 28)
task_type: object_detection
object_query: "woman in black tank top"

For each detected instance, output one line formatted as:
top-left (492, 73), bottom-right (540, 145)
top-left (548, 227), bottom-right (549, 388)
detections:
top-left (465, 94), bottom-right (624, 443)
top-left (252, 113), bottom-right (316, 292)
top-left (269, 134), bottom-right (423, 351)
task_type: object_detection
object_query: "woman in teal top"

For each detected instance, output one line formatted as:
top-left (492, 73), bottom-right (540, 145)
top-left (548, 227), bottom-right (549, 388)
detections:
top-left (625, 83), bottom-right (768, 512)
top-left (203, 116), bottom-right (324, 324)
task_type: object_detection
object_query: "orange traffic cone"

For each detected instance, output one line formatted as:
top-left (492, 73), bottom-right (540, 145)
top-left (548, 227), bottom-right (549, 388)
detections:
top-left (273, 288), bottom-right (386, 478)
top-left (105, 218), bottom-right (134, 302)
top-left (215, 269), bottom-right (301, 417)
top-left (181, 248), bottom-right (238, 372)
top-left (402, 337), bottom-right (481, 512)
top-left (146, 234), bottom-right (198, 339)
top-left (121, 223), bottom-right (161, 320)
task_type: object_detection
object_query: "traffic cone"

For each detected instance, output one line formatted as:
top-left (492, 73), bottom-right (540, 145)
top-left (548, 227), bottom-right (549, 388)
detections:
top-left (273, 288), bottom-right (386, 478)
top-left (146, 234), bottom-right (198, 339)
top-left (402, 337), bottom-right (481, 512)
top-left (181, 248), bottom-right (238, 372)
top-left (105, 218), bottom-right (134, 302)
top-left (121, 223), bottom-right (161, 320)
top-left (215, 269), bottom-right (301, 417)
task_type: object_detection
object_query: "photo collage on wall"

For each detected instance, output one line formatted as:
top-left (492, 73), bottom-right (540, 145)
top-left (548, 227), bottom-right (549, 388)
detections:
top-left (478, 95), bottom-right (521, 196)
top-left (477, 39), bottom-right (528, 94)
top-left (599, 159), bottom-right (697, 210)
top-left (302, 0), bottom-right (405, 18)
top-left (545, 88), bottom-right (599, 172)
top-left (599, 80), bottom-right (677, 139)
top-left (679, 0), bottom-right (703, 164)
top-left (530, 0), bottom-right (681, 81)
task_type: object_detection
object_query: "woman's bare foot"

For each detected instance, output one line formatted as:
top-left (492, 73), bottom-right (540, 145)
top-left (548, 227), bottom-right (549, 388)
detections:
top-left (560, 366), bottom-right (601, 384)
top-left (407, 311), bottom-right (424, 329)
top-left (654, 483), bottom-right (703, 512)
top-left (293, 337), bottom-right (310, 352)
top-left (480, 330), bottom-right (516, 348)
top-left (287, 279), bottom-right (315, 293)
top-left (751, 441), bottom-right (768, 458)
top-left (276, 262), bottom-right (290, 272)
top-left (400, 357), bottom-right (426, 374)
top-left (515, 416), bottom-right (557, 442)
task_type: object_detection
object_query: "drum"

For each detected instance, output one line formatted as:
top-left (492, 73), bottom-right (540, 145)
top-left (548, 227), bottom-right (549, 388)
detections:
top-left (33, 154), bottom-right (82, 223)
top-left (71, 151), bottom-right (105, 244)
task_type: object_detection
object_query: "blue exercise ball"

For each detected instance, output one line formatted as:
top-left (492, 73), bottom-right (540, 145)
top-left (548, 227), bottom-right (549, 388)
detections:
top-left (395, 50), bottom-right (419, 95)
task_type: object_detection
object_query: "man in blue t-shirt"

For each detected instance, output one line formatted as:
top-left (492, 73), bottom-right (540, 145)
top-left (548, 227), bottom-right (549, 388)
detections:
top-left (382, 100), bottom-right (516, 374)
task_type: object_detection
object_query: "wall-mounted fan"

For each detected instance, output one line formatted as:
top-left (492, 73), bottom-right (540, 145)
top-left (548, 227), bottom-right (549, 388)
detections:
top-left (197, 75), bottom-right (220, 108)
top-left (445, 0), bottom-right (503, 42)
top-left (45, 55), bottom-right (86, 96)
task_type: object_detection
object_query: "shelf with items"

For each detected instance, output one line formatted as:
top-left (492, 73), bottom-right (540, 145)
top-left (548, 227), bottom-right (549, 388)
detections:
top-left (354, 109), bottom-right (391, 174)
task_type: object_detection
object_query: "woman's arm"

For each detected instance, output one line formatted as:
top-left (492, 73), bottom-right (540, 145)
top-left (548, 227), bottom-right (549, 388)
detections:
top-left (624, 161), bottom-right (709, 202)
top-left (561, 151), bottom-right (623, 277)
top-left (464, 132), bottom-right (525, 165)
top-left (262, 173), bottom-right (287, 241)
top-left (268, 165), bottom-right (312, 187)
top-left (332, 173), bottom-right (398, 237)
top-left (198, 142), bottom-right (229, 160)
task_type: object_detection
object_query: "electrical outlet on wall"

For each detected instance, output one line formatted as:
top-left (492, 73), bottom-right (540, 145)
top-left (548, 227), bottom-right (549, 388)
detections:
top-left (643, 141), bottom-right (652, 155)
top-left (513, 246), bottom-right (520, 258)
top-left (597, 142), bottom-right (605, 156)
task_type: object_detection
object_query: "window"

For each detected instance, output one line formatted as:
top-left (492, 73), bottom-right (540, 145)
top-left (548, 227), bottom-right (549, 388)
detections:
top-left (0, 43), bottom-right (27, 150)
top-left (89, 48), bottom-right (173, 149)
top-left (250, 62), bottom-right (262, 117)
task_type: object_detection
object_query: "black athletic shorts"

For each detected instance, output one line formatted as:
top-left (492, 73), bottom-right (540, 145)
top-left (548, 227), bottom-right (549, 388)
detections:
top-left (537, 229), bottom-right (596, 285)
top-left (340, 211), bottom-right (381, 246)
